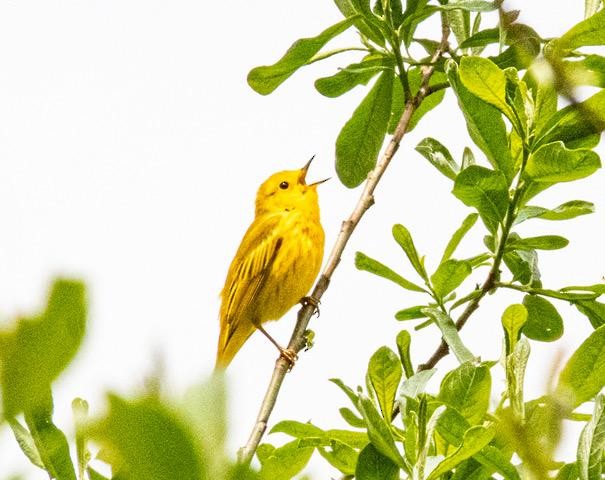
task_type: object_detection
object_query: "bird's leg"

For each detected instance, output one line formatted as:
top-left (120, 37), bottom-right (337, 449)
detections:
top-left (256, 325), bottom-right (298, 367)
top-left (300, 295), bottom-right (320, 316)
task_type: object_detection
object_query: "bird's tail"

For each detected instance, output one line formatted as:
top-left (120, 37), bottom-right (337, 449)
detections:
top-left (215, 321), bottom-right (255, 370)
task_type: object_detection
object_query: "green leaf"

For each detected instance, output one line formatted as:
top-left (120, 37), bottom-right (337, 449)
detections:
top-left (446, 61), bottom-right (513, 179)
top-left (340, 407), bottom-right (366, 428)
top-left (462, 147), bottom-right (476, 169)
top-left (534, 89), bottom-right (605, 149)
top-left (422, 308), bottom-right (475, 364)
top-left (452, 166), bottom-right (509, 234)
top-left (530, 288), bottom-right (599, 301)
top-left (24, 391), bottom-right (77, 480)
top-left (368, 347), bottom-right (403, 421)
top-left (355, 251), bottom-right (425, 292)
top-left (87, 467), bottom-right (110, 480)
top-left (399, 369), bottom-right (436, 402)
top-left (315, 56), bottom-right (390, 97)
top-left (558, 8), bottom-right (605, 50)
top-left (525, 142), bottom-right (601, 183)
top-left (396, 330), bottom-right (414, 378)
top-left (532, 76), bottom-right (558, 134)
top-left (395, 305), bottom-right (427, 321)
top-left (330, 378), bottom-right (361, 409)
top-left (503, 247), bottom-right (541, 286)
top-left (392, 224), bottom-right (428, 281)
top-left (518, 201), bottom-right (595, 223)
top-left (1, 279), bottom-right (87, 417)
top-left (441, 213), bottom-right (479, 263)
top-left (501, 304), bottom-right (528, 354)
top-left (556, 325), bottom-right (605, 409)
top-left (574, 300), bottom-right (605, 329)
top-left (258, 439), bottom-right (314, 480)
top-left (355, 443), bottom-right (400, 480)
top-left (247, 16), bottom-right (358, 95)
top-left (333, 0), bottom-right (385, 45)
top-left (8, 419), bottom-right (44, 469)
top-left (506, 338), bottom-right (530, 420)
top-left (358, 394), bottom-right (405, 467)
top-left (336, 71), bottom-right (394, 188)
top-left (577, 395), bottom-right (605, 480)
top-left (437, 362), bottom-right (491, 425)
top-left (90, 395), bottom-right (206, 480)
top-left (562, 55), bottom-right (605, 88)
top-left (459, 28), bottom-right (499, 48)
top-left (416, 405), bottom-right (447, 480)
top-left (430, 259), bottom-right (472, 300)
top-left (507, 235), bottom-right (569, 251)
top-left (270, 420), bottom-right (324, 439)
top-left (318, 440), bottom-right (359, 475)
top-left (399, 1), bottom-right (435, 48)
top-left (438, 1), bottom-right (500, 12)
top-left (585, 0), bottom-right (601, 18)
top-left (415, 137), bottom-right (460, 180)
top-left (556, 463), bottom-right (579, 480)
top-left (522, 295), bottom-right (564, 342)
top-left (427, 426), bottom-right (495, 480)
top-left (459, 56), bottom-right (515, 120)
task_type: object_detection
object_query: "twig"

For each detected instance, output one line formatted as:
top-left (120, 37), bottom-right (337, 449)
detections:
top-left (238, 20), bottom-right (451, 466)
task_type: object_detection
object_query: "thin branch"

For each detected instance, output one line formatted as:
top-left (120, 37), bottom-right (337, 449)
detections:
top-left (238, 19), bottom-right (451, 466)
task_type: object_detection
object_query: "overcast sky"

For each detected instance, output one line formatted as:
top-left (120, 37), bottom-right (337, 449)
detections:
top-left (0, 1), bottom-right (603, 478)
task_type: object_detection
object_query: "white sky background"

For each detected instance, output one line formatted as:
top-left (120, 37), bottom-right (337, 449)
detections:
top-left (0, 0), bottom-right (603, 478)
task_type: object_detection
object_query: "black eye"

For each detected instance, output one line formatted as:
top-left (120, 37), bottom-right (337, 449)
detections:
top-left (279, 181), bottom-right (289, 189)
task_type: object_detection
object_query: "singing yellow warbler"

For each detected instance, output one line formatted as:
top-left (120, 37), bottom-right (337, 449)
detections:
top-left (215, 157), bottom-right (327, 369)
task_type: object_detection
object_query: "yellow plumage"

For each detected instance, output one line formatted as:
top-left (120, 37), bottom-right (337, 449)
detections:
top-left (216, 158), bottom-right (326, 368)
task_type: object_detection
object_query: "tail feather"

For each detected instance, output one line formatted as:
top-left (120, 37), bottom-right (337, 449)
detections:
top-left (215, 321), bottom-right (255, 369)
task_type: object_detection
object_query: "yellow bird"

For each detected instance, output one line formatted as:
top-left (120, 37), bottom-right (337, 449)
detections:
top-left (215, 157), bottom-right (327, 369)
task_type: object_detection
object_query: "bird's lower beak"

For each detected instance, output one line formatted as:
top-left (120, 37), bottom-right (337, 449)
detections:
top-left (309, 177), bottom-right (330, 187)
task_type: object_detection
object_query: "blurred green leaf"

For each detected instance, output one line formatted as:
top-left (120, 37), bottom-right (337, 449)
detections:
top-left (24, 390), bottom-right (77, 480)
top-left (336, 71), bottom-right (394, 187)
top-left (430, 259), bottom-right (472, 300)
top-left (395, 305), bottom-right (427, 321)
top-left (427, 426), bottom-right (495, 480)
top-left (503, 246), bottom-right (541, 286)
top-left (355, 443), bottom-right (400, 480)
top-left (422, 308), bottom-right (475, 364)
top-left (315, 56), bottom-right (390, 97)
top-left (258, 439), bottom-right (314, 480)
top-left (562, 55), bottom-right (605, 88)
top-left (8, 419), bottom-right (44, 470)
top-left (441, 213), bottom-right (479, 263)
top-left (72, 398), bottom-right (90, 480)
top-left (556, 463), bottom-right (579, 480)
top-left (271, 420), bottom-right (368, 449)
top-left (90, 395), bottom-right (206, 480)
top-left (247, 16), bottom-right (358, 95)
top-left (501, 304), bottom-right (528, 355)
top-left (392, 224), bottom-right (428, 281)
top-left (358, 394), bottom-right (406, 467)
top-left (86, 468), bottom-right (110, 480)
top-left (355, 251), bottom-right (425, 292)
top-left (437, 408), bottom-right (521, 479)
top-left (577, 394), bottom-right (605, 480)
top-left (574, 300), bottom-right (605, 329)
top-left (459, 56), bottom-right (515, 120)
top-left (558, 8), bottom-right (605, 50)
top-left (415, 137), bottom-right (460, 180)
top-left (584, 0), bottom-right (601, 18)
top-left (556, 325), bottom-right (605, 409)
top-left (446, 60), bottom-right (514, 179)
top-left (522, 295), bottom-right (564, 342)
top-left (534, 89), bottom-right (605, 149)
top-left (507, 235), bottom-right (569, 251)
top-left (452, 166), bottom-right (509, 234)
top-left (525, 141), bottom-right (601, 183)
top-left (1, 279), bottom-right (86, 417)
top-left (438, 362), bottom-right (491, 425)
top-left (368, 347), bottom-right (403, 421)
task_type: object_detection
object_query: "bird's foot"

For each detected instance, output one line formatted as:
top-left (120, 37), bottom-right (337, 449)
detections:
top-left (279, 347), bottom-right (298, 369)
top-left (301, 295), bottom-right (321, 316)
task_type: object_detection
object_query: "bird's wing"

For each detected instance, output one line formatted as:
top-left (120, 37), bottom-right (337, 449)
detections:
top-left (219, 214), bottom-right (283, 347)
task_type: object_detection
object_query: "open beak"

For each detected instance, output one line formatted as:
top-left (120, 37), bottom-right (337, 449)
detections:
top-left (300, 155), bottom-right (330, 186)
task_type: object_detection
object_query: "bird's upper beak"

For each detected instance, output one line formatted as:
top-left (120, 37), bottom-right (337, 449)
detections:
top-left (300, 155), bottom-right (330, 186)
